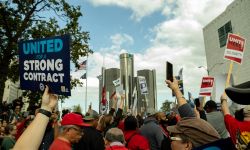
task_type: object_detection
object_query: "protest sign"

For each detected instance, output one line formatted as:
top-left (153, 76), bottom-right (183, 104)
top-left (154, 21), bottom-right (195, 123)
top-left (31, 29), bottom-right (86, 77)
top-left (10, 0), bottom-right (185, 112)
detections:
top-left (138, 76), bottom-right (148, 94)
top-left (199, 77), bottom-right (215, 96)
top-left (113, 78), bottom-right (121, 87)
top-left (19, 34), bottom-right (71, 96)
top-left (224, 33), bottom-right (246, 64)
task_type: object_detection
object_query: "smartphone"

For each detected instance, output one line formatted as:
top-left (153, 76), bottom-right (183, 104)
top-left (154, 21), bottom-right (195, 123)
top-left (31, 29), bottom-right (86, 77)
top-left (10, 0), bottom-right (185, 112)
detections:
top-left (166, 61), bottom-right (173, 82)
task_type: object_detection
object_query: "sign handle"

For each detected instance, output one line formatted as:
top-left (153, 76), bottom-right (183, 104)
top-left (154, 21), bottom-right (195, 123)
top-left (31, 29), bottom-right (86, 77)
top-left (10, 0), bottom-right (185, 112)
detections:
top-left (225, 61), bottom-right (234, 88)
top-left (202, 96), bottom-right (206, 107)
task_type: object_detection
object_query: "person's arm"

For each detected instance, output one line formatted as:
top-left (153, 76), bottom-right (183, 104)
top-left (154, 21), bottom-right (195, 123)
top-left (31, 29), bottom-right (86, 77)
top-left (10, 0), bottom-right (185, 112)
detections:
top-left (119, 94), bottom-right (124, 109)
top-left (51, 112), bottom-right (60, 139)
top-left (113, 94), bottom-right (125, 127)
top-left (166, 77), bottom-right (195, 117)
top-left (194, 106), bottom-right (200, 119)
top-left (220, 93), bottom-right (230, 115)
top-left (13, 86), bottom-right (58, 150)
top-left (108, 94), bottom-right (118, 115)
top-left (165, 77), bottom-right (186, 106)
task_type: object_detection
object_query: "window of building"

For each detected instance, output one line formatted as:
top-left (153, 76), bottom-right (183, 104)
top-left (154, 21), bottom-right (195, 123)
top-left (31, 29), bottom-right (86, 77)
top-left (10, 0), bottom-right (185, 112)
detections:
top-left (218, 21), bottom-right (233, 47)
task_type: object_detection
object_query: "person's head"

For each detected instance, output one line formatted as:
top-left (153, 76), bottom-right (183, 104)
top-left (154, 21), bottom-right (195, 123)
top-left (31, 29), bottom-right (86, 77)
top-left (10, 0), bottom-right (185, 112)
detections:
top-left (235, 108), bottom-right (244, 121)
top-left (167, 117), bottom-right (220, 149)
top-left (243, 105), bottom-right (250, 121)
top-left (136, 114), bottom-right (144, 127)
top-left (84, 110), bottom-right (99, 128)
top-left (60, 113), bottom-right (90, 143)
top-left (155, 112), bottom-right (167, 125)
top-left (124, 116), bottom-right (138, 131)
top-left (97, 114), bottom-right (113, 132)
top-left (5, 124), bottom-right (17, 136)
top-left (105, 128), bottom-right (125, 145)
top-left (2, 120), bottom-right (7, 127)
top-left (14, 105), bottom-right (21, 114)
top-left (204, 100), bottom-right (217, 113)
top-left (170, 133), bottom-right (193, 150)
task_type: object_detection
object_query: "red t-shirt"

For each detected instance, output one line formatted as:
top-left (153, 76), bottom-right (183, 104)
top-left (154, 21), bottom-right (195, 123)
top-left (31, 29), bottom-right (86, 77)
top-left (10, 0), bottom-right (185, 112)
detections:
top-left (49, 138), bottom-right (71, 150)
top-left (224, 114), bottom-right (250, 144)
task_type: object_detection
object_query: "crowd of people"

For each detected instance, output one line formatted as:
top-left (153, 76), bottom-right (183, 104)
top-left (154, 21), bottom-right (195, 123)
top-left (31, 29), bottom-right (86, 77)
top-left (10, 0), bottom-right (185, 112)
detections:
top-left (0, 78), bottom-right (250, 150)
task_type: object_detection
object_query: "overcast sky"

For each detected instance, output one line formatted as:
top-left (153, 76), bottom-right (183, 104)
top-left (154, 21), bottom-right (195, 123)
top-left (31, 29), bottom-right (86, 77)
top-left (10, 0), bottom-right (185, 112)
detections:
top-left (63, 0), bottom-right (234, 113)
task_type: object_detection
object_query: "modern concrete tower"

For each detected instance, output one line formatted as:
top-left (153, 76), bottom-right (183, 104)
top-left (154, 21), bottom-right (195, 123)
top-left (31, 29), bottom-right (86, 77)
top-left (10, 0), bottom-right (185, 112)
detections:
top-left (105, 68), bottom-right (120, 108)
top-left (98, 67), bottom-right (120, 113)
top-left (120, 53), bottom-right (134, 111)
top-left (137, 69), bottom-right (157, 113)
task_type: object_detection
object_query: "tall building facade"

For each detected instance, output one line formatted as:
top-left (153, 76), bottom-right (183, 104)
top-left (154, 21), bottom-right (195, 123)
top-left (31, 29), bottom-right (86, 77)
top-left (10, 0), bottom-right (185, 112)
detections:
top-left (203, 0), bottom-right (250, 100)
top-left (105, 68), bottom-right (120, 108)
top-left (120, 53), bottom-right (134, 110)
top-left (137, 69), bottom-right (157, 113)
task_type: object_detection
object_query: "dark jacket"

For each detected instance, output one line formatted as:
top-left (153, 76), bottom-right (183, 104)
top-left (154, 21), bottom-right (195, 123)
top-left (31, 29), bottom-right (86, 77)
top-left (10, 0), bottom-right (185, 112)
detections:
top-left (73, 126), bottom-right (105, 150)
top-left (140, 117), bottom-right (164, 150)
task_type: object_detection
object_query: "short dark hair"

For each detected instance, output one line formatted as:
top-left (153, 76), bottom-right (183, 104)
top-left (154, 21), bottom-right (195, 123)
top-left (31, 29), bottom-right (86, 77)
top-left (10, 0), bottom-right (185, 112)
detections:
top-left (235, 108), bottom-right (244, 121)
top-left (5, 124), bottom-right (15, 135)
top-left (124, 116), bottom-right (138, 131)
top-left (194, 98), bottom-right (200, 107)
top-left (204, 100), bottom-right (217, 110)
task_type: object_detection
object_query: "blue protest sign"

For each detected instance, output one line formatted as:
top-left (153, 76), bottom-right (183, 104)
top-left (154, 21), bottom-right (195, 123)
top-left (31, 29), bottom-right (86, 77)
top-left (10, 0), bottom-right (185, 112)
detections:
top-left (19, 34), bottom-right (71, 96)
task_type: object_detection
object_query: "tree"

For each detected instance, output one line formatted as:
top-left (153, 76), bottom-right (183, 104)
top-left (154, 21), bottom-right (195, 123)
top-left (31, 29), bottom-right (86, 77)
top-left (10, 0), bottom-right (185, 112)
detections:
top-left (0, 0), bottom-right (93, 103)
top-left (160, 100), bottom-right (173, 112)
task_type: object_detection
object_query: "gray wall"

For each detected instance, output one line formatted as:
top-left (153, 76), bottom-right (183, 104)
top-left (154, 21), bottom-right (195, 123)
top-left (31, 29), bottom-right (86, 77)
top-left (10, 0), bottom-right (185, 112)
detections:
top-left (203, 0), bottom-right (250, 87)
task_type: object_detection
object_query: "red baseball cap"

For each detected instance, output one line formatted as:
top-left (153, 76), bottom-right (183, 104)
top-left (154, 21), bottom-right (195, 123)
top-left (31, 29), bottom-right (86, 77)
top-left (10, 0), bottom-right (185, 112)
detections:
top-left (61, 113), bottom-right (90, 127)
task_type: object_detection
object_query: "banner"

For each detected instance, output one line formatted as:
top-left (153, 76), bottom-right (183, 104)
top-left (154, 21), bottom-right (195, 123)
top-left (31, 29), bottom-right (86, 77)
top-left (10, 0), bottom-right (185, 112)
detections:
top-left (199, 77), bottom-right (215, 96)
top-left (19, 35), bottom-right (71, 96)
top-left (224, 33), bottom-right (246, 64)
top-left (138, 76), bottom-right (148, 94)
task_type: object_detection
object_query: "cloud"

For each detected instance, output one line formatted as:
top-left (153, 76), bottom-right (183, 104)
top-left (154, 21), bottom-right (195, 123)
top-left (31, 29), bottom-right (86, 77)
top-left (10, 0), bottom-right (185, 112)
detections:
top-left (87, 0), bottom-right (166, 21)
top-left (69, 0), bottom-right (234, 112)
top-left (110, 33), bottom-right (134, 48)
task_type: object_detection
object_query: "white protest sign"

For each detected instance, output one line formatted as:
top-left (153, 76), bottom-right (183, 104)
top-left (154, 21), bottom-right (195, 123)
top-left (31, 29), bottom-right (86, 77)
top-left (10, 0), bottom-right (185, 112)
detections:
top-left (199, 77), bottom-right (215, 96)
top-left (113, 78), bottom-right (121, 87)
top-left (224, 33), bottom-right (246, 64)
top-left (138, 76), bottom-right (148, 94)
top-left (116, 84), bottom-right (124, 95)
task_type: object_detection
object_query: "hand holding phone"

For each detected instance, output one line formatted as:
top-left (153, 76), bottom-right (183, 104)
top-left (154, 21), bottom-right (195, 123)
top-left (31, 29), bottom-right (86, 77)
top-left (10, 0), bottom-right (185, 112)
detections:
top-left (166, 61), bottom-right (173, 82)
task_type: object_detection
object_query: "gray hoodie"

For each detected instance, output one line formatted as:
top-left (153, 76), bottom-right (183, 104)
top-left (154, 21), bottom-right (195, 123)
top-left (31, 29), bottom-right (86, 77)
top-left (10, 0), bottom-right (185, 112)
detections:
top-left (140, 117), bottom-right (164, 150)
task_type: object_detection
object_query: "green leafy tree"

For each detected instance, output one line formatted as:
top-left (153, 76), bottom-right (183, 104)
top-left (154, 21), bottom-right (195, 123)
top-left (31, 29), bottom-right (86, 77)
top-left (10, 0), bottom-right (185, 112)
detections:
top-left (160, 100), bottom-right (172, 112)
top-left (0, 0), bottom-right (92, 103)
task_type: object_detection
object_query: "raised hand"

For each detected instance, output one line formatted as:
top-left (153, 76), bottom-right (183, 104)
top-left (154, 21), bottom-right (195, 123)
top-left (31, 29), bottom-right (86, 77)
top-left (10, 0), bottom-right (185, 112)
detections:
top-left (41, 85), bottom-right (58, 112)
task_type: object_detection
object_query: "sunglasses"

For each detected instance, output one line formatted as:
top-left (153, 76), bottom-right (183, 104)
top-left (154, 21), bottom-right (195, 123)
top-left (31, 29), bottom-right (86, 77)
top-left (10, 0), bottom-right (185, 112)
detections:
top-left (170, 137), bottom-right (182, 141)
top-left (69, 127), bottom-right (84, 135)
